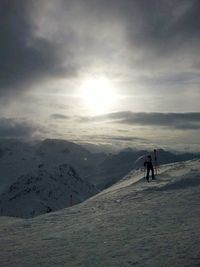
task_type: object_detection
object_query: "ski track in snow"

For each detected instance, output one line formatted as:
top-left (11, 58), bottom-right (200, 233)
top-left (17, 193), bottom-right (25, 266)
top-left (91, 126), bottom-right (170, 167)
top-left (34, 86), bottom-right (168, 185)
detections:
top-left (0, 159), bottom-right (200, 267)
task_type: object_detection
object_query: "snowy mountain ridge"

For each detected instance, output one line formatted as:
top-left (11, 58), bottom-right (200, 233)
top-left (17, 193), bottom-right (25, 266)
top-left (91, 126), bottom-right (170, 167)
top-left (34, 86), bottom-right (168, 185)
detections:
top-left (0, 138), bottom-right (105, 193)
top-left (88, 149), bottom-right (199, 189)
top-left (0, 163), bottom-right (98, 218)
top-left (99, 159), bottom-right (200, 197)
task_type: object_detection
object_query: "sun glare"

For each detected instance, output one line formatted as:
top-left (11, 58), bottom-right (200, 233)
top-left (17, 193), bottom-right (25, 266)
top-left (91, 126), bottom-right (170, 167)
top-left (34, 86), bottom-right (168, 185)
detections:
top-left (80, 77), bottom-right (118, 114)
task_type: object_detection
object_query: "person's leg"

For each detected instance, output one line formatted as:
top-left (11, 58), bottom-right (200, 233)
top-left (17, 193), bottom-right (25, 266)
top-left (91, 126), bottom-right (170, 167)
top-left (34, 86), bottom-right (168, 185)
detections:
top-left (151, 166), bottom-right (155, 179)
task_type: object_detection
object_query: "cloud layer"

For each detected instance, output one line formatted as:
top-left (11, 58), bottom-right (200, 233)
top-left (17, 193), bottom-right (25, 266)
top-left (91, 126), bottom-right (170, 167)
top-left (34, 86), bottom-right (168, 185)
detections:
top-left (0, 118), bottom-right (43, 139)
top-left (79, 112), bottom-right (200, 130)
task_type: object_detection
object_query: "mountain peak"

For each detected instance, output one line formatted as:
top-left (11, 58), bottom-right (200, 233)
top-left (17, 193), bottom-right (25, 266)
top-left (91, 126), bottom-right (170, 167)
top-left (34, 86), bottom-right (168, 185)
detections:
top-left (0, 163), bottom-right (97, 218)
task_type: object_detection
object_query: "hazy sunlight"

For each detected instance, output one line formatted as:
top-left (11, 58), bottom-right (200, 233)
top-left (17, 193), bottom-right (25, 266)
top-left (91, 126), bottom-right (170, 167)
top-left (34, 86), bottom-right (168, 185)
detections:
top-left (80, 77), bottom-right (118, 114)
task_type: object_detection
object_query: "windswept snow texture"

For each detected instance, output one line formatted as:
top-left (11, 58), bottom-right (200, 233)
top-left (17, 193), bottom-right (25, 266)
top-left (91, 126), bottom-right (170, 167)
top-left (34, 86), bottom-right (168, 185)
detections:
top-left (0, 164), bottom-right (97, 218)
top-left (0, 159), bottom-right (200, 266)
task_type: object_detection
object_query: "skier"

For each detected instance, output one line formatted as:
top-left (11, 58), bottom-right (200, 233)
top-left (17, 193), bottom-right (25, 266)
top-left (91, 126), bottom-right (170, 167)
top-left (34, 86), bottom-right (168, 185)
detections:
top-left (144, 155), bottom-right (155, 182)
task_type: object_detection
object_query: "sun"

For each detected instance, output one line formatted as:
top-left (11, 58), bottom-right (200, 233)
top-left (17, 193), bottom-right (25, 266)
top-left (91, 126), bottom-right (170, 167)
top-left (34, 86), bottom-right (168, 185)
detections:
top-left (80, 77), bottom-right (118, 114)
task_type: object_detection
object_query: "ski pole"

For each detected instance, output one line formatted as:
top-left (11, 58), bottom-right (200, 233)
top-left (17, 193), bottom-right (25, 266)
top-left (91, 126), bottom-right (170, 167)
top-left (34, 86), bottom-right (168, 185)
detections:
top-left (154, 149), bottom-right (158, 176)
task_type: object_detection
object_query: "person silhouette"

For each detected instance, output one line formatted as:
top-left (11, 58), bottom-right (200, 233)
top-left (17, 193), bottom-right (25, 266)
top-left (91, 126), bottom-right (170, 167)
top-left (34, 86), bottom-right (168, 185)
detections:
top-left (144, 155), bottom-right (155, 182)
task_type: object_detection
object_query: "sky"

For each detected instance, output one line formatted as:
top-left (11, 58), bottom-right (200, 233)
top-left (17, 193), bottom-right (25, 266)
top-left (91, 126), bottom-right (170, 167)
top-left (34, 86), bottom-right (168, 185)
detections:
top-left (0, 0), bottom-right (200, 152)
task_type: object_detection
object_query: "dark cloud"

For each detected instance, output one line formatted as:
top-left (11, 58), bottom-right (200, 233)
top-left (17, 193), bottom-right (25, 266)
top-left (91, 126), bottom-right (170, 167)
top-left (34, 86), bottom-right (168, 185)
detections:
top-left (51, 114), bottom-right (70, 120)
top-left (119, 112), bottom-right (200, 130)
top-left (0, 118), bottom-right (44, 139)
top-left (137, 72), bottom-right (200, 87)
top-left (1, 0), bottom-right (199, 97)
top-left (102, 0), bottom-right (200, 62)
top-left (103, 136), bottom-right (147, 142)
top-left (0, 0), bottom-right (76, 96)
top-left (75, 134), bottom-right (147, 143)
top-left (51, 0), bottom-right (200, 93)
top-left (79, 112), bottom-right (200, 130)
top-left (61, 0), bottom-right (200, 55)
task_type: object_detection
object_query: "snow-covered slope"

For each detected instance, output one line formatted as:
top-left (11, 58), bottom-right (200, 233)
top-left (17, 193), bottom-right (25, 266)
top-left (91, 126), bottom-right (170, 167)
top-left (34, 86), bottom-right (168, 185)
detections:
top-left (0, 159), bottom-right (199, 266)
top-left (0, 164), bottom-right (97, 218)
top-left (87, 148), bottom-right (199, 189)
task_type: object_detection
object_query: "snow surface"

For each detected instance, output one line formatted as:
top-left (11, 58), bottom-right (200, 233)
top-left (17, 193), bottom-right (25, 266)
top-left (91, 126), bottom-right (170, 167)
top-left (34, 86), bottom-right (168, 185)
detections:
top-left (0, 159), bottom-right (200, 266)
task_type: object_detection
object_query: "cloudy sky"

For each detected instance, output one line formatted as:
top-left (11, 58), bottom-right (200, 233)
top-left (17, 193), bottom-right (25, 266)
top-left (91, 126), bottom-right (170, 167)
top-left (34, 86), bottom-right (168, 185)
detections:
top-left (0, 0), bottom-right (200, 151)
